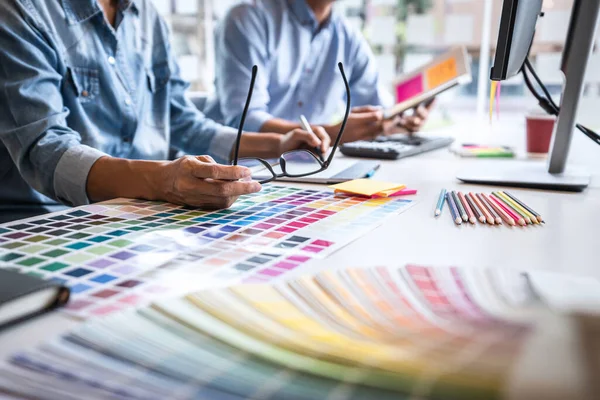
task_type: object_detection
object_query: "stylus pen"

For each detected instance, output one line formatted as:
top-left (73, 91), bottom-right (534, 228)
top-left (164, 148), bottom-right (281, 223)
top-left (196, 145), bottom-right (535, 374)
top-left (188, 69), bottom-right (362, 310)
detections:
top-left (435, 189), bottom-right (446, 217)
top-left (300, 115), bottom-right (325, 162)
top-left (451, 191), bottom-right (468, 222)
top-left (446, 193), bottom-right (462, 225)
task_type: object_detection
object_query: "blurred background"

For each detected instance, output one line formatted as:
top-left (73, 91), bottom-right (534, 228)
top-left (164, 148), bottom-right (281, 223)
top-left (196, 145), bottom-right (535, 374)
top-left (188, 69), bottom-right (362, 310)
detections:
top-left (151, 0), bottom-right (600, 128)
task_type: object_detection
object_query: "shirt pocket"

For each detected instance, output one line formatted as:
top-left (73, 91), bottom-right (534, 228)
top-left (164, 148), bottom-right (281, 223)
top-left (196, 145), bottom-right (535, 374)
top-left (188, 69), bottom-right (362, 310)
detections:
top-left (145, 62), bottom-right (171, 128)
top-left (68, 66), bottom-right (100, 104)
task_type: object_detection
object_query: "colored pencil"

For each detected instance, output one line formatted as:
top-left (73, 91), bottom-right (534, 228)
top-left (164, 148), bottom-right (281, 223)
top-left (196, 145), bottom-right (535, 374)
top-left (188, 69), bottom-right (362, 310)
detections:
top-left (470, 192), bottom-right (494, 224)
top-left (503, 191), bottom-right (544, 223)
top-left (446, 193), bottom-right (462, 225)
top-left (465, 193), bottom-right (485, 223)
top-left (490, 194), bottom-right (527, 226)
top-left (477, 193), bottom-right (501, 224)
top-left (494, 191), bottom-right (535, 224)
top-left (435, 189), bottom-right (446, 217)
top-left (458, 192), bottom-right (476, 224)
top-left (451, 191), bottom-right (468, 222)
top-left (483, 193), bottom-right (516, 226)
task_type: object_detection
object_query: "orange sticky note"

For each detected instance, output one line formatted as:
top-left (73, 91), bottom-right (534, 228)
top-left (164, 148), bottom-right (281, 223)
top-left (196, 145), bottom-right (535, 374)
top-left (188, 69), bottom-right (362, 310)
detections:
top-left (329, 179), bottom-right (405, 197)
top-left (425, 57), bottom-right (458, 90)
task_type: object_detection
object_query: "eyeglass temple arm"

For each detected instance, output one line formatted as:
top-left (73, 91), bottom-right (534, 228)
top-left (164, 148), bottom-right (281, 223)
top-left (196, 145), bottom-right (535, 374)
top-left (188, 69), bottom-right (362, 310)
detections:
top-left (233, 65), bottom-right (258, 165)
top-left (324, 62), bottom-right (351, 166)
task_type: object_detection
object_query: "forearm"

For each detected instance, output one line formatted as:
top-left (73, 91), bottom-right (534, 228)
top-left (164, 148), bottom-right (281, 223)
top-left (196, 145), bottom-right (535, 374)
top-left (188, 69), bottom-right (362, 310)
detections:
top-left (261, 117), bottom-right (339, 142)
top-left (86, 156), bottom-right (167, 203)
top-left (259, 118), bottom-right (301, 134)
top-left (236, 133), bottom-right (282, 159)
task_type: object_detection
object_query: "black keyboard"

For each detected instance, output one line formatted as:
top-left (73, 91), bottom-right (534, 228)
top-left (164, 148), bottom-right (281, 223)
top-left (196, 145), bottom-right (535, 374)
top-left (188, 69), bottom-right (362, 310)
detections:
top-left (339, 135), bottom-right (454, 160)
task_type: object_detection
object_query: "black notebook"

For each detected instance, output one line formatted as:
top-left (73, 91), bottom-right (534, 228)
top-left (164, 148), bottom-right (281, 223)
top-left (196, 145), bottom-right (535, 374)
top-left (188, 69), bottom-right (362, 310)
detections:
top-left (0, 269), bottom-right (70, 330)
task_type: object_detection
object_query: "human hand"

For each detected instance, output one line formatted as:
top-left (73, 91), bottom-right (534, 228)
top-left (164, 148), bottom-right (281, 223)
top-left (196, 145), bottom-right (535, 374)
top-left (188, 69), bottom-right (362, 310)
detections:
top-left (326, 105), bottom-right (384, 143)
top-left (387, 100), bottom-right (435, 135)
top-left (161, 155), bottom-right (261, 209)
top-left (279, 126), bottom-right (331, 155)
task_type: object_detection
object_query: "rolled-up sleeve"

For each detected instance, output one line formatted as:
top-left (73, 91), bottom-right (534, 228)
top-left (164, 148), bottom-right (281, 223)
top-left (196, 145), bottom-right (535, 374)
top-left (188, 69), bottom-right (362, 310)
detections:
top-left (0, 0), bottom-right (106, 207)
top-left (215, 5), bottom-right (273, 132)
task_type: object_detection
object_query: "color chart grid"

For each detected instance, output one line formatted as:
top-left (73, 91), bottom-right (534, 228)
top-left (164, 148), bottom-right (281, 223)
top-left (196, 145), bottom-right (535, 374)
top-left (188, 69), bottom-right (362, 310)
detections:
top-left (0, 186), bottom-right (414, 319)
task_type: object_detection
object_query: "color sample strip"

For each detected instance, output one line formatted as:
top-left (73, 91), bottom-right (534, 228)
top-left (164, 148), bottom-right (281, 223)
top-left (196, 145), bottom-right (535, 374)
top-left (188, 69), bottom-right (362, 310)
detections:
top-left (0, 264), bottom-right (534, 400)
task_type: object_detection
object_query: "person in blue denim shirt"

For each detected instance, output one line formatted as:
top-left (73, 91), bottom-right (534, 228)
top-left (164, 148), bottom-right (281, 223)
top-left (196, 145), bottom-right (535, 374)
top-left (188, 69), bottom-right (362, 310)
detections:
top-left (0, 0), bottom-right (330, 211)
top-left (204, 0), bottom-right (433, 144)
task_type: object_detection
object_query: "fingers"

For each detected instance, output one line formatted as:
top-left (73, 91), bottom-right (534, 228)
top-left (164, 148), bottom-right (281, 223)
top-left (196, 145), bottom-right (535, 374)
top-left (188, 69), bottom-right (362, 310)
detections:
top-left (350, 109), bottom-right (383, 125)
top-left (196, 155), bottom-right (216, 163)
top-left (182, 156), bottom-right (252, 180)
top-left (397, 116), bottom-right (420, 133)
top-left (351, 105), bottom-right (383, 114)
top-left (293, 128), bottom-right (322, 148)
top-left (312, 126), bottom-right (331, 153)
top-left (415, 104), bottom-right (430, 120)
top-left (165, 155), bottom-right (262, 209)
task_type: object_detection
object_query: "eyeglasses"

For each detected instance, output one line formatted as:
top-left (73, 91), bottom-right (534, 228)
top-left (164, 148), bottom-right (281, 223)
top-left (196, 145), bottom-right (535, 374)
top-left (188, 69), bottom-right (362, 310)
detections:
top-left (232, 62), bottom-right (351, 184)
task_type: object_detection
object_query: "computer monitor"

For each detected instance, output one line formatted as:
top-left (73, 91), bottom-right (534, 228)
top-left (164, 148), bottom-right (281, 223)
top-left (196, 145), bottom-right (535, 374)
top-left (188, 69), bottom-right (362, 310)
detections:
top-left (457, 0), bottom-right (600, 191)
top-left (490, 0), bottom-right (542, 81)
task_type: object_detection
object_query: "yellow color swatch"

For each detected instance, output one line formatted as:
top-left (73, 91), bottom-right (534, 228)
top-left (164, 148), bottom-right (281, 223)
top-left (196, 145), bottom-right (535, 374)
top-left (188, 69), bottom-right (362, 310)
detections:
top-left (425, 57), bottom-right (458, 90)
top-left (329, 179), bottom-right (405, 197)
top-left (489, 80), bottom-right (498, 122)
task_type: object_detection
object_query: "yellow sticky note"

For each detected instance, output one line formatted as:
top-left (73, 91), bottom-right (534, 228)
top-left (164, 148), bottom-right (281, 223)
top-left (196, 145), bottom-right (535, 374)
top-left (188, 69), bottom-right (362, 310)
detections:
top-left (329, 179), bottom-right (405, 197)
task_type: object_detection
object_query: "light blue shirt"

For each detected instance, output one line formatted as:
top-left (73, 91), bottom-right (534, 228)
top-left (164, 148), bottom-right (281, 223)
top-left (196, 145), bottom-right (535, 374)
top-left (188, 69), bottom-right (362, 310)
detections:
top-left (0, 0), bottom-right (237, 207)
top-left (204, 0), bottom-right (392, 131)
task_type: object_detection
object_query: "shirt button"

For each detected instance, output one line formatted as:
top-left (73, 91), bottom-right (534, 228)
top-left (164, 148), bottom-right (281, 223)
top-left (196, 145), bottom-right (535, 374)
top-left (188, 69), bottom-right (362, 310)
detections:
top-left (108, 56), bottom-right (116, 65)
top-left (125, 98), bottom-right (132, 106)
top-left (298, 101), bottom-right (303, 107)
top-left (81, 90), bottom-right (89, 97)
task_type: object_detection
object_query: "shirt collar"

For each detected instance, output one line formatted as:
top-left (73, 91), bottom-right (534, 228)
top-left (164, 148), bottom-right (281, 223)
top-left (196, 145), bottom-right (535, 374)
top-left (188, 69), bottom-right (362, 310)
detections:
top-left (287, 0), bottom-right (336, 33)
top-left (61, 0), bottom-right (138, 24)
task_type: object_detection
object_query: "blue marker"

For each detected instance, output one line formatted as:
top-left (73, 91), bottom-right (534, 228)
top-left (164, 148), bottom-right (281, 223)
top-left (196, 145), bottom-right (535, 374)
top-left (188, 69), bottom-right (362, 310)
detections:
top-left (435, 189), bottom-right (446, 217)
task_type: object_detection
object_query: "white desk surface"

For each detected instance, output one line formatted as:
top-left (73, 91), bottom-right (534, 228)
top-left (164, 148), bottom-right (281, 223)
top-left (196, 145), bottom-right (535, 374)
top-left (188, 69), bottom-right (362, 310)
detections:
top-left (1, 115), bottom-right (600, 360)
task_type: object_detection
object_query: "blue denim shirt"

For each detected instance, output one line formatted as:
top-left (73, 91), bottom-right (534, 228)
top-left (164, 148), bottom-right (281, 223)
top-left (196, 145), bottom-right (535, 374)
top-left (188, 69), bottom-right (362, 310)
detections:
top-left (204, 0), bottom-right (393, 131)
top-left (0, 0), bottom-right (237, 207)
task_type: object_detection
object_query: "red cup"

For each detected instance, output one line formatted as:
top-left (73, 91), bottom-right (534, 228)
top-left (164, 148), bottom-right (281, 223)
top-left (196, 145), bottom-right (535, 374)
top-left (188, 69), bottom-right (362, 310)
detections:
top-left (526, 114), bottom-right (556, 154)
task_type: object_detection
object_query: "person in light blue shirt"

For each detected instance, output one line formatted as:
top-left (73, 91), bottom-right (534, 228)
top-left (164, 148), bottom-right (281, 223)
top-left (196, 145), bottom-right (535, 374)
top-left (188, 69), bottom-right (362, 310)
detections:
top-left (0, 0), bottom-right (328, 214)
top-left (204, 0), bottom-right (433, 143)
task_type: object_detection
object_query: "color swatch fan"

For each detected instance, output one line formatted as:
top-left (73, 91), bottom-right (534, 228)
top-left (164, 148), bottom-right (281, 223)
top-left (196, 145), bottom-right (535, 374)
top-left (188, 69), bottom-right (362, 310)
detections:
top-left (0, 264), bottom-right (591, 400)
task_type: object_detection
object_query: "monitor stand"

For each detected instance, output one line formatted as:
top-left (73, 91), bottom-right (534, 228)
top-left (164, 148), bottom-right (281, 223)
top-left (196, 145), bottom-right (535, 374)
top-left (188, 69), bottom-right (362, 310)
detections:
top-left (456, 160), bottom-right (590, 192)
top-left (457, 0), bottom-right (599, 192)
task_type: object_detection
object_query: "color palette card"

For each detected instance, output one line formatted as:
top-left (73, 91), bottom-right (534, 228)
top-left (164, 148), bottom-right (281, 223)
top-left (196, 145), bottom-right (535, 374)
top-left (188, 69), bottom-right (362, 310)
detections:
top-left (2, 264), bottom-right (580, 400)
top-left (0, 186), bottom-right (414, 319)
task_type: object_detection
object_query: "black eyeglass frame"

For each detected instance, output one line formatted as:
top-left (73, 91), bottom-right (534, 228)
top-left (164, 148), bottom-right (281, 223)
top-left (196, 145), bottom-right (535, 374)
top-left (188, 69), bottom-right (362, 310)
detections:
top-left (232, 62), bottom-right (351, 184)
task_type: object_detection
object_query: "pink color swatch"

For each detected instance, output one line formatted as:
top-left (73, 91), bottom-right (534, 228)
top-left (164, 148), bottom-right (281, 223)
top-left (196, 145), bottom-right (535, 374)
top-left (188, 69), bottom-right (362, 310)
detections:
top-left (395, 75), bottom-right (424, 103)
